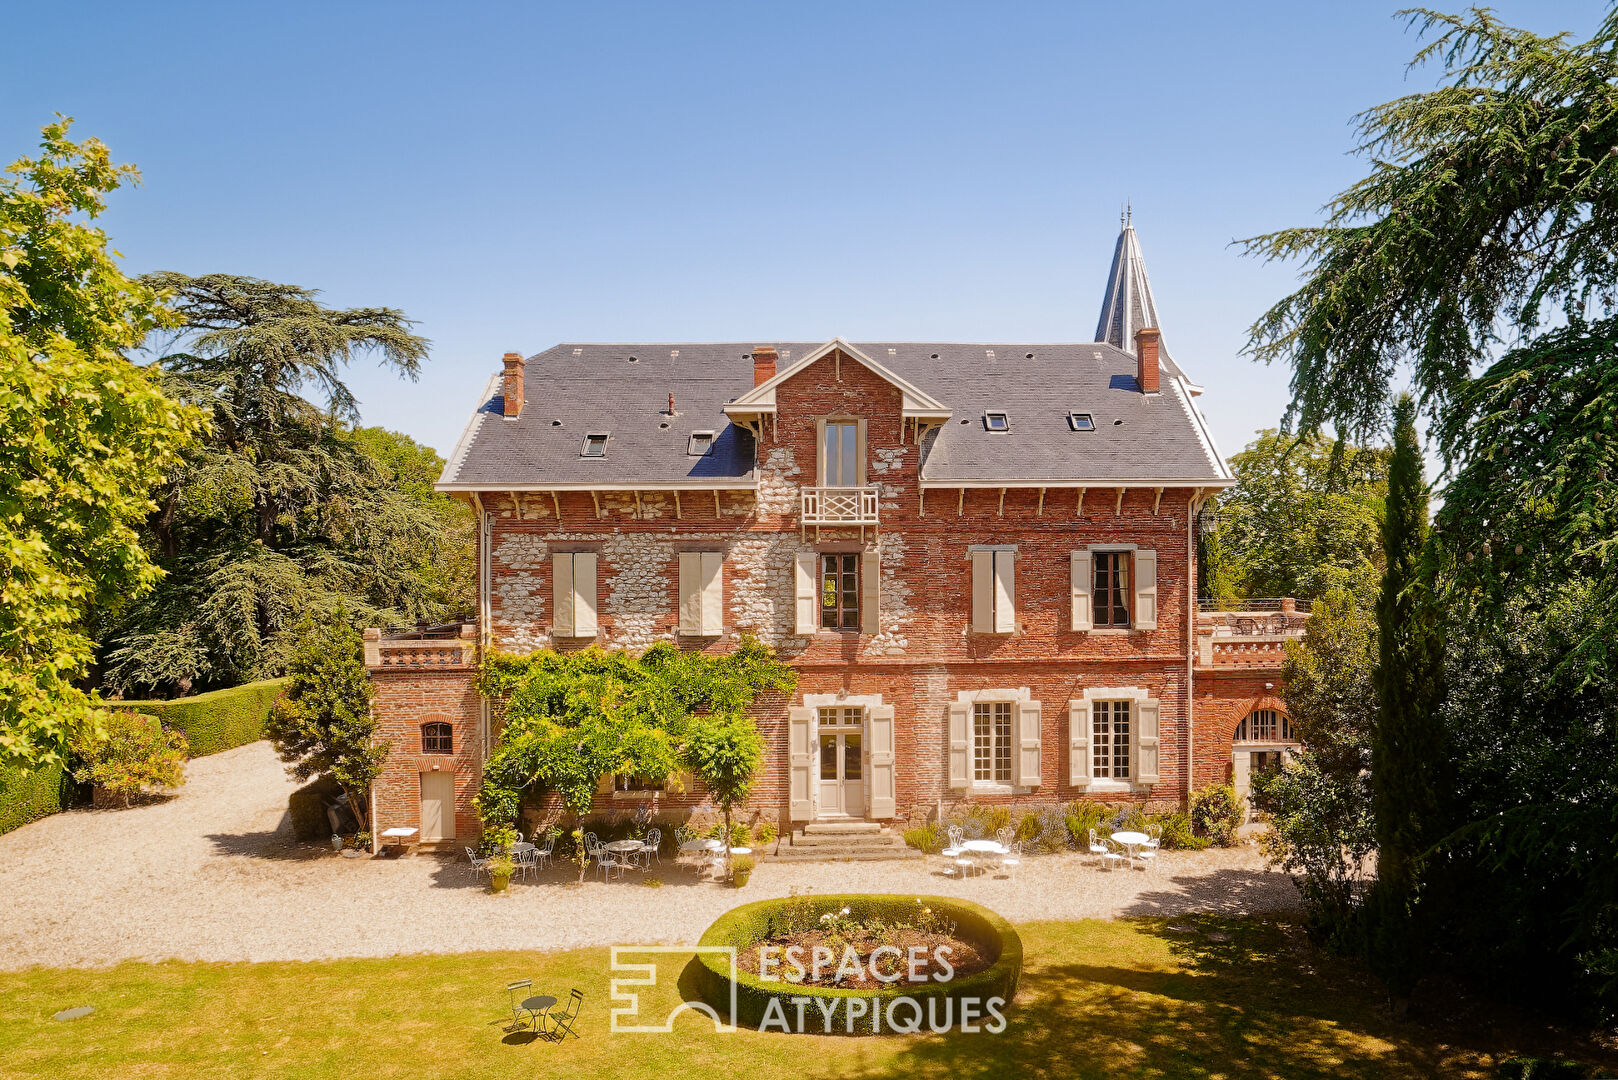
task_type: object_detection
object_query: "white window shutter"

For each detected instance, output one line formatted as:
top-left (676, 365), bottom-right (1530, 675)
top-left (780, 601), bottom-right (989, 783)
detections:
top-left (788, 707), bottom-right (815, 821)
top-left (677, 552), bottom-right (701, 635)
top-left (1071, 550), bottom-right (1093, 631)
top-left (794, 553), bottom-right (818, 635)
top-left (553, 552), bottom-right (574, 637)
top-left (1135, 697), bottom-right (1161, 785)
top-left (1014, 699), bottom-right (1042, 787)
top-left (1133, 549), bottom-right (1158, 630)
top-left (867, 704), bottom-right (896, 818)
top-left (1069, 699), bottom-right (1092, 789)
top-left (572, 551), bottom-right (598, 637)
top-left (699, 551), bottom-right (724, 636)
top-left (993, 551), bottom-right (1016, 634)
top-left (970, 551), bottom-right (993, 633)
top-left (861, 550), bottom-right (879, 634)
top-left (947, 701), bottom-right (970, 789)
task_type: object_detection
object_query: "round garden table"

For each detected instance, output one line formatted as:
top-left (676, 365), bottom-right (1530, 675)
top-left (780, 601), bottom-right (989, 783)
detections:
top-left (1110, 831), bottom-right (1150, 865)
top-left (520, 994), bottom-right (556, 1034)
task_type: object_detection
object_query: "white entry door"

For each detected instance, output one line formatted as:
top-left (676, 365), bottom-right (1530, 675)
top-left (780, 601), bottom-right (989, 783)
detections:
top-left (816, 707), bottom-right (864, 818)
top-left (420, 772), bottom-right (456, 841)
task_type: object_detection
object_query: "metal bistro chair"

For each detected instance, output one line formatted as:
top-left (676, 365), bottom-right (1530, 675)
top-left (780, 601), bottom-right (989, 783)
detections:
top-left (514, 845), bottom-right (537, 881)
top-left (545, 988), bottom-right (584, 1041)
top-left (506, 979), bottom-right (541, 1033)
top-left (998, 840), bottom-right (1023, 881)
top-left (995, 826), bottom-right (1015, 849)
top-left (466, 847), bottom-right (491, 880)
top-left (1089, 829), bottom-right (1125, 872)
top-left (583, 833), bottom-right (605, 872)
top-left (534, 833), bottom-right (556, 871)
top-left (637, 828), bottom-right (661, 869)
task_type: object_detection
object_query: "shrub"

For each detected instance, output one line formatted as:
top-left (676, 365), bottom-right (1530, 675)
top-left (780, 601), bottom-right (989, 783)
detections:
top-left (0, 761), bottom-right (68, 836)
top-left (755, 818), bottom-right (777, 846)
top-left (69, 711), bottom-right (188, 807)
top-left (732, 853), bottom-right (755, 881)
top-left (1150, 811), bottom-right (1211, 851)
top-left (1065, 800), bottom-right (1108, 844)
top-left (966, 804), bottom-right (1012, 836)
top-left (1021, 805), bottom-right (1072, 853)
top-left (1190, 783), bottom-right (1245, 847)
top-left (902, 823), bottom-right (943, 854)
top-left (120, 678), bottom-right (287, 757)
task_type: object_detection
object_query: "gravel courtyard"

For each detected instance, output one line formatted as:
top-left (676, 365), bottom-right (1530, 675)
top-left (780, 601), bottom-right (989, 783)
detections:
top-left (0, 742), bottom-right (1299, 970)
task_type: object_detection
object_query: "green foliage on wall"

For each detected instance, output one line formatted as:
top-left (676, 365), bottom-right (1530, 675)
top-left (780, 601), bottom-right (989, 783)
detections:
top-left (121, 678), bottom-right (287, 758)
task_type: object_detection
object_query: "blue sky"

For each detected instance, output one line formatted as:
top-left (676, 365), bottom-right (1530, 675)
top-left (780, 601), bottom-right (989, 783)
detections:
top-left (6, 1), bottom-right (1606, 459)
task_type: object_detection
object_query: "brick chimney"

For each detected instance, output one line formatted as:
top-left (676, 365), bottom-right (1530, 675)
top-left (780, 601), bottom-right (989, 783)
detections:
top-left (501, 352), bottom-right (525, 418)
top-left (752, 345), bottom-right (778, 387)
top-left (1134, 328), bottom-right (1161, 394)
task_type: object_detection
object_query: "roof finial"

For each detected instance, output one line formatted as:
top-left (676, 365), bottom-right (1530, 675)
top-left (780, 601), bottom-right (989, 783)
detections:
top-left (1125, 200), bottom-right (1132, 226)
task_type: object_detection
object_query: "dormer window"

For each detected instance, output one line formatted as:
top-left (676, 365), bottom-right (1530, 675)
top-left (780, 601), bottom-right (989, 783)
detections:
top-left (1068, 412), bottom-right (1095, 432)
top-left (983, 411), bottom-right (1010, 432)
top-left (687, 431), bottom-right (715, 456)
top-left (581, 433), bottom-right (609, 458)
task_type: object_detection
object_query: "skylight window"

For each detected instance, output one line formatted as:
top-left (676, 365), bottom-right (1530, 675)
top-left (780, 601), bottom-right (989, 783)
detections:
top-left (1068, 412), bottom-right (1095, 432)
top-left (581, 433), bottom-right (609, 458)
top-left (983, 411), bottom-right (1010, 432)
top-left (687, 431), bottom-right (715, 456)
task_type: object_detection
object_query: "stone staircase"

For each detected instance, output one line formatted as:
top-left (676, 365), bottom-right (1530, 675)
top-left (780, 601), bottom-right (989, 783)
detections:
top-left (767, 821), bottom-right (923, 863)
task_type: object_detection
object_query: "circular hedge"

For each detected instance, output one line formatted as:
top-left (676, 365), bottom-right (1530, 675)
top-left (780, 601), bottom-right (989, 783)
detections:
top-left (692, 893), bottom-right (1022, 1035)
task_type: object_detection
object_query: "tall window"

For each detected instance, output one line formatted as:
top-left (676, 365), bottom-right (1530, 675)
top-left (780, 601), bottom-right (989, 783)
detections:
top-left (421, 722), bottom-right (453, 754)
top-left (972, 701), bottom-right (1012, 783)
top-left (822, 421), bottom-right (859, 486)
top-left (1092, 700), bottom-right (1130, 779)
top-left (1235, 709), bottom-right (1293, 742)
top-left (1093, 551), bottom-right (1131, 628)
top-left (820, 553), bottom-right (859, 630)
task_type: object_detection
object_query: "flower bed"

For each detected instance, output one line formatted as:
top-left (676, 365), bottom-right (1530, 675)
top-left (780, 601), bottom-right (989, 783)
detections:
top-left (693, 893), bottom-right (1022, 1035)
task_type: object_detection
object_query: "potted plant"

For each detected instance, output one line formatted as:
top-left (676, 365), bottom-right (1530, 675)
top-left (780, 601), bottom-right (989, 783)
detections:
top-left (489, 853), bottom-right (516, 893)
top-left (731, 853), bottom-right (755, 888)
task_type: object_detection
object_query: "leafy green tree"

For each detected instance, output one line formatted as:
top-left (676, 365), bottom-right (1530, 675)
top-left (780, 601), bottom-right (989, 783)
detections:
top-left (1252, 587), bottom-right (1378, 949)
top-left (1368, 395), bottom-right (1447, 1000)
top-left (1242, 7), bottom-right (1618, 441)
top-left (685, 713), bottom-right (765, 870)
top-left (0, 119), bottom-right (202, 769)
top-left (474, 639), bottom-right (795, 880)
top-left (68, 710), bottom-right (188, 807)
top-left (1203, 430), bottom-right (1388, 603)
top-left (98, 276), bottom-right (470, 695)
top-left (264, 616), bottom-right (388, 831)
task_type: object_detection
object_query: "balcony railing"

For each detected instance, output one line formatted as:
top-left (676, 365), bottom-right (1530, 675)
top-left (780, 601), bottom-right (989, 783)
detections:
top-left (363, 625), bottom-right (478, 671)
top-left (800, 486), bottom-right (879, 537)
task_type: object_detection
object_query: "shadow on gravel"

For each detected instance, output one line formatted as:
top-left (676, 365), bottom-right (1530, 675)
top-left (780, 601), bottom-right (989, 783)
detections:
top-left (205, 830), bottom-right (330, 861)
top-left (1121, 867), bottom-right (1299, 917)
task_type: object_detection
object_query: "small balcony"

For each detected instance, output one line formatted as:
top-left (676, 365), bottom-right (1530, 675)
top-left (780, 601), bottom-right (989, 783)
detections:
top-left (1195, 598), bottom-right (1309, 668)
top-left (800, 486), bottom-right (879, 539)
top-left (363, 622), bottom-right (478, 672)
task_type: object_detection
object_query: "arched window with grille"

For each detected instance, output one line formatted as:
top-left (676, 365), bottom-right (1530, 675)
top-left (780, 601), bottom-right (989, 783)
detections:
top-left (1233, 709), bottom-right (1293, 743)
top-left (421, 722), bottom-right (453, 754)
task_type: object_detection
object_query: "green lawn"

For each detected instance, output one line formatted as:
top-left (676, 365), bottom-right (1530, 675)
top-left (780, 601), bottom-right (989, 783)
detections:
top-left (0, 916), bottom-right (1602, 1079)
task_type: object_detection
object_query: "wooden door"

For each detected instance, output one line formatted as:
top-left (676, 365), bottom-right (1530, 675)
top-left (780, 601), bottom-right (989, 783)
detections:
top-left (419, 772), bottom-right (455, 841)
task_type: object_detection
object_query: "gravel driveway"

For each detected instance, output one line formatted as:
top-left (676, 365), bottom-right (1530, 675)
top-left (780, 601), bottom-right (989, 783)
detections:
top-left (0, 742), bottom-right (1298, 970)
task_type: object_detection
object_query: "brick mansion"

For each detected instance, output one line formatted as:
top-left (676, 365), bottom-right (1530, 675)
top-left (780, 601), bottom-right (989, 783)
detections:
top-left (365, 217), bottom-right (1304, 843)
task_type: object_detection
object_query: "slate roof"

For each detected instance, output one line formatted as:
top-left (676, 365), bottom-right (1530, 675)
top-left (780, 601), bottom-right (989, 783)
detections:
top-left (437, 340), bottom-right (1231, 489)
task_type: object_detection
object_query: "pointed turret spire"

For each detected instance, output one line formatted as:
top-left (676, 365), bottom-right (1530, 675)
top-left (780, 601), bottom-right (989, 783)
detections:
top-left (1094, 213), bottom-right (1185, 382)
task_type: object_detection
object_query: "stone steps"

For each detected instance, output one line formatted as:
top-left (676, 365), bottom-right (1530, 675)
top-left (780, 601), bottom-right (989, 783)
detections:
top-left (764, 824), bottom-right (923, 863)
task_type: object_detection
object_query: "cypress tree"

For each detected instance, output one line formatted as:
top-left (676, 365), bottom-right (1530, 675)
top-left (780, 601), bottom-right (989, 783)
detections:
top-left (1369, 394), bottom-right (1446, 1000)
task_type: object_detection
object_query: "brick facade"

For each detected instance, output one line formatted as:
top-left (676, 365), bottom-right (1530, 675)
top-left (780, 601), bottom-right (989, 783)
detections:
top-left (369, 347), bottom-right (1294, 842)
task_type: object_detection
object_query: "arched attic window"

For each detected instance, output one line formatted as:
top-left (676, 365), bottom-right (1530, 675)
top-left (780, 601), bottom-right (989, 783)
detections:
top-left (1233, 709), bottom-right (1294, 743)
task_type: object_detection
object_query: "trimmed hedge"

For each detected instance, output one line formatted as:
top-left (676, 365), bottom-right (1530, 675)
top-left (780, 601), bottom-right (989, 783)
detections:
top-left (0, 761), bottom-right (68, 837)
top-left (693, 894), bottom-right (1023, 1035)
top-left (120, 679), bottom-right (288, 757)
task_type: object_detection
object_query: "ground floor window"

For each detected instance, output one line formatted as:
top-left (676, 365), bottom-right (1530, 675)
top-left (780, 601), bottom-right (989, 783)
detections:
top-left (1235, 708), bottom-right (1293, 742)
top-left (613, 775), bottom-right (665, 793)
top-left (1092, 700), bottom-right (1130, 779)
top-left (972, 701), bottom-right (1012, 783)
